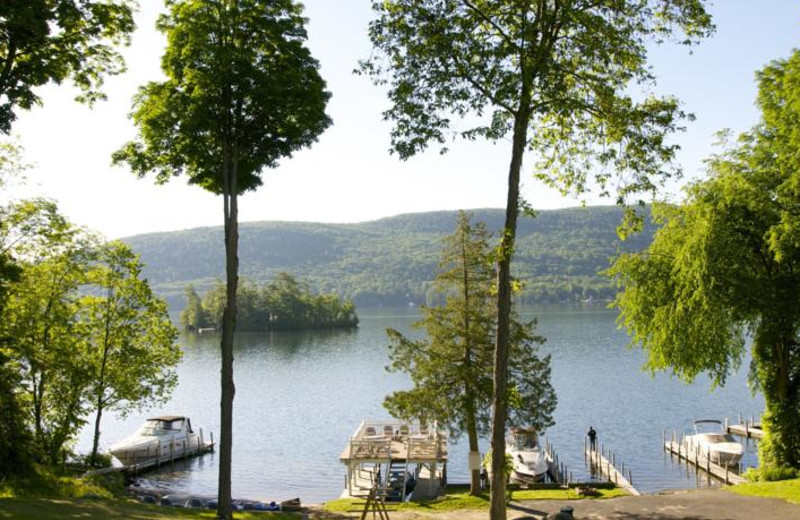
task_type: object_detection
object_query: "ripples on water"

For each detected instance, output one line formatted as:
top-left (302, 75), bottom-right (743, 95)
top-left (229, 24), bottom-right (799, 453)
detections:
top-left (78, 305), bottom-right (763, 503)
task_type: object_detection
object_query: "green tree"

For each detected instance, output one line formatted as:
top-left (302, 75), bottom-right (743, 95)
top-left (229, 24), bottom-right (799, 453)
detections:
top-left (79, 241), bottom-right (180, 466)
top-left (3, 247), bottom-right (92, 464)
top-left (385, 212), bottom-right (555, 495)
top-left (360, 2), bottom-right (713, 516)
top-left (609, 48), bottom-right (800, 473)
top-left (180, 285), bottom-right (209, 331)
top-left (0, 0), bottom-right (135, 132)
top-left (112, 1), bottom-right (331, 515)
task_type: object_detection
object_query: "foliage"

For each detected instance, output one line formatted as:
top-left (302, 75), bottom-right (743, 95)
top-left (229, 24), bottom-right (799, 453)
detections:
top-left (0, 0), bottom-right (135, 132)
top-left (0, 200), bottom-right (178, 472)
top-left (610, 48), bottom-right (800, 471)
top-left (745, 466), bottom-right (800, 483)
top-left (79, 241), bottom-right (180, 465)
top-left (125, 206), bottom-right (655, 310)
top-left (385, 213), bottom-right (555, 494)
top-left (113, 1), bottom-right (331, 516)
top-left (183, 273), bottom-right (358, 331)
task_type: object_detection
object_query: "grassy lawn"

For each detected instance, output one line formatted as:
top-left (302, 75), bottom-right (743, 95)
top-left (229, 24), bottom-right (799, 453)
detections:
top-left (0, 497), bottom-right (301, 520)
top-left (728, 478), bottom-right (800, 504)
top-left (323, 484), bottom-right (626, 513)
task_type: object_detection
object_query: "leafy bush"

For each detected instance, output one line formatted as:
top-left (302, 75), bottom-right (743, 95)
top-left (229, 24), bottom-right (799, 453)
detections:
top-left (745, 465), bottom-right (800, 482)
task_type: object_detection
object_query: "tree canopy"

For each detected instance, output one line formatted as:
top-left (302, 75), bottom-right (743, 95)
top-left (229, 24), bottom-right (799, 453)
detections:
top-left (113, 1), bottom-right (331, 516)
top-left (0, 0), bottom-right (135, 132)
top-left (609, 48), bottom-right (800, 472)
top-left (361, 1), bottom-right (713, 516)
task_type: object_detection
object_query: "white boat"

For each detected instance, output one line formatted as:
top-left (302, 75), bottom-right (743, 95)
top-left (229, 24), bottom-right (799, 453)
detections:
top-left (684, 419), bottom-right (744, 466)
top-left (506, 427), bottom-right (549, 483)
top-left (109, 415), bottom-right (201, 465)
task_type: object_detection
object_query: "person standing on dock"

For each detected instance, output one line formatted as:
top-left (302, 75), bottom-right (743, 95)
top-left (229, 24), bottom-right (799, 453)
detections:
top-left (587, 426), bottom-right (597, 450)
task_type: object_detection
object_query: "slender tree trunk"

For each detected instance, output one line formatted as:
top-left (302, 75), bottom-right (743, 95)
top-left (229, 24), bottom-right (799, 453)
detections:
top-left (91, 404), bottom-right (104, 466)
top-left (490, 104), bottom-right (530, 520)
top-left (217, 145), bottom-right (239, 520)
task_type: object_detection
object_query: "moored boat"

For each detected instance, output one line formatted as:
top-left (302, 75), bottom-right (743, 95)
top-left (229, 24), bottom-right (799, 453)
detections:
top-left (110, 415), bottom-right (201, 465)
top-left (684, 419), bottom-right (744, 466)
top-left (506, 427), bottom-right (548, 483)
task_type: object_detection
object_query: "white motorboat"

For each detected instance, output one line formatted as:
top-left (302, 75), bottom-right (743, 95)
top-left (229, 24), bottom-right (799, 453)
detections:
top-left (684, 419), bottom-right (744, 466)
top-left (109, 415), bottom-right (201, 465)
top-left (506, 427), bottom-right (549, 483)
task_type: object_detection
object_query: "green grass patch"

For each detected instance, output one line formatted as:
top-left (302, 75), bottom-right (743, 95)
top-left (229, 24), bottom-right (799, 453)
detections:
top-left (0, 497), bottom-right (301, 519)
top-left (0, 466), bottom-right (122, 499)
top-left (323, 484), bottom-right (626, 513)
top-left (728, 478), bottom-right (800, 504)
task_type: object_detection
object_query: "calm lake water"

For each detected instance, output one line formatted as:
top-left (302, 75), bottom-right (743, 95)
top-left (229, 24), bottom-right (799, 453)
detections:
top-left (77, 305), bottom-right (764, 503)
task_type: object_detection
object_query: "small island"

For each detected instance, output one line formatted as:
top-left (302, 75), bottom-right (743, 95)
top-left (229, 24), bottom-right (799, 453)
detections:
top-left (180, 272), bottom-right (359, 332)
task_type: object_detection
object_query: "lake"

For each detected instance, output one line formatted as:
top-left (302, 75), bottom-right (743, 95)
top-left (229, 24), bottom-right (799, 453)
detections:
top-left (77, 305), bottom-right (764, 503)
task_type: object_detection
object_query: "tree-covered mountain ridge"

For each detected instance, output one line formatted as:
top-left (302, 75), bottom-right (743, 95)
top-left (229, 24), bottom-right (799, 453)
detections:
top-left (123, 206), bottom-right (654, 310)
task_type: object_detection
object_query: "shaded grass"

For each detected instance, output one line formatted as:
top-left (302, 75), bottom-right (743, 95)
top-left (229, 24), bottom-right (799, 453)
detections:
top-left (0, 498), bottom-right (300, 519)
top-left (323, 484), bottom-right (626, 513)
top-left (728, 478), bottom-right (800, 504)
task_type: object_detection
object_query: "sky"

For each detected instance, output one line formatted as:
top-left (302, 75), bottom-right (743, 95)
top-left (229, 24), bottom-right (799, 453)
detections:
top-left (5, 0), bottom-right (800, 240)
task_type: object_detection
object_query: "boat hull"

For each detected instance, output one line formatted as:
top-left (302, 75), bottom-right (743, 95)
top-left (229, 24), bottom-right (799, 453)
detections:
top-left (110, 434), bottom-right (201, 465)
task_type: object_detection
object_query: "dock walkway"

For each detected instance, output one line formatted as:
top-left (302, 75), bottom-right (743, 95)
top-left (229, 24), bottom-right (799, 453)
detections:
top-left (585, 447), bottom-right (639, 496)
top-left (663, 440), bottom-right (746, 485)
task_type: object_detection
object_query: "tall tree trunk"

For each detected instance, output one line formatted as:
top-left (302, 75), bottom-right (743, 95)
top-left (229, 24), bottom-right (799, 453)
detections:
top-left (466, 396), bottom-right (481, 495)
top-left (217, 146), bottom-right (239, 520)
top-left (489, 105), bottom-right (529, 520)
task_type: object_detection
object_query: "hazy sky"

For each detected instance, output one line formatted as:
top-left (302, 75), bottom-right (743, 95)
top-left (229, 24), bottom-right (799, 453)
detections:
top-left (5, 1), bottom-right (800, 239)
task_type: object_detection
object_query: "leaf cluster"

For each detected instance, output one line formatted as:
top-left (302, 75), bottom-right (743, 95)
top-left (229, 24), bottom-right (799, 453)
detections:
top-left (112, 0), bottom-right (331, 195)
top-left (0, 0), bottom-right (135, 132)
top-left (361, 0), bottom-right (713, 203)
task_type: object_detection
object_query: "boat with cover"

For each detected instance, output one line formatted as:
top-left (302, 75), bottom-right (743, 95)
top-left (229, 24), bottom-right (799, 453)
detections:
top-left (506, 427), bottom-right (548, 483)
top-left (684, 419), bottom-right (744, 466)
top-left (110, 415), bottom-right (201, 465)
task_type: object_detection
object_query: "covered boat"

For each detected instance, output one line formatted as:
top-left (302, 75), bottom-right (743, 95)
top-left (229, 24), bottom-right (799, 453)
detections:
top-left (506, 427), bottom-right (549, 483)
top-left (110, 415), bottom-right (201, 465)
top-left (684, 419), bottom-right (744, 466)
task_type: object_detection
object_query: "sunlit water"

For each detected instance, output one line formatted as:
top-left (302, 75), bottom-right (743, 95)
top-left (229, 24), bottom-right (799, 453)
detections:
top-left (77, 305), bottom-right (763, 503)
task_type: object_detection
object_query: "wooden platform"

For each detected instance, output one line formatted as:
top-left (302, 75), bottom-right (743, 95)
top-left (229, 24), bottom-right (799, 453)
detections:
top-left (585, 448), bottom-right (639, 496)
top-left (664, 441), bottom-right (746, 485)
top-left (725, 423), bottom-right (764, 440)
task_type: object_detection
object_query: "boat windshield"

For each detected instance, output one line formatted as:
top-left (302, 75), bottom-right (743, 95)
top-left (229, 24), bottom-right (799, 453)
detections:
top-left (138, 419), bottom-right (183, 436)
top-left (515, 431), bottom-right (539, 450)
top-left (700, 434), bottom-right (735, 444)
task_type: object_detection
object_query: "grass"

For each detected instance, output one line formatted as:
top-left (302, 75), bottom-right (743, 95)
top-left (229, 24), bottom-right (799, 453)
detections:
top-left (728, 478), bottom-right (800, 504)
top-left (323, 484), bottom-right (627, 513)
top-left (0, 467), bottom-right (299, 519)
top-left (0, 497), bottom-right (300, 519)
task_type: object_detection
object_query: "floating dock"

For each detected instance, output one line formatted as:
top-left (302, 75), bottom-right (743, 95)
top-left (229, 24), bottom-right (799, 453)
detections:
top-left (663, 440), bottom-right (746, 485)
top-left (584, 446), bottom-right (639, 496)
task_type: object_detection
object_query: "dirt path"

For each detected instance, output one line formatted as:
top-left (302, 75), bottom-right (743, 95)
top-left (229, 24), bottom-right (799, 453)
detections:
top-left (307, 488), bottom-right (800, 519)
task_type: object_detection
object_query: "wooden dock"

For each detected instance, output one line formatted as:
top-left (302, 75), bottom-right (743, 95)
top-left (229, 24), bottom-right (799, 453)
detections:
top-left (84, 439), bottom-right (215, 478)
top-left (663, 440), bottom-right (746, 485)
top-left (585, 447), bottom-right (639, 496)
top-left (724, 417), bottom-right (764, 440)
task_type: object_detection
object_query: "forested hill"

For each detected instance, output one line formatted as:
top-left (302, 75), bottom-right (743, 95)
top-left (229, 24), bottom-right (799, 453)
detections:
top-left (123, 206), bottom-right (654, 310)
